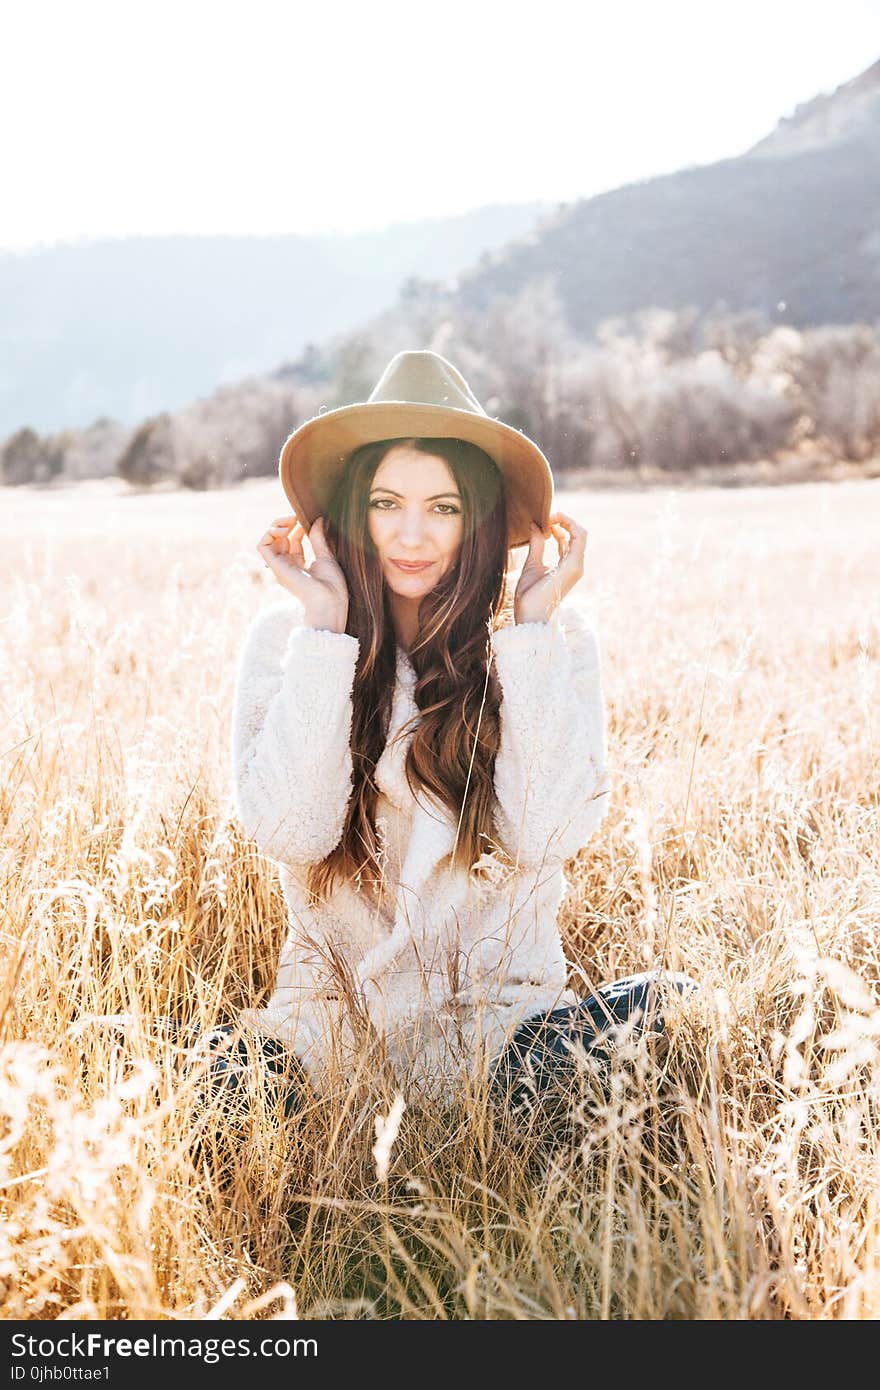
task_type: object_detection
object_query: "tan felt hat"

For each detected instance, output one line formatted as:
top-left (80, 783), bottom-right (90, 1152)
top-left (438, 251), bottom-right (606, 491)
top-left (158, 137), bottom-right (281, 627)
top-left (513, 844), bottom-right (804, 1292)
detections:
top-left (278, 349), bottom-right (554, 549)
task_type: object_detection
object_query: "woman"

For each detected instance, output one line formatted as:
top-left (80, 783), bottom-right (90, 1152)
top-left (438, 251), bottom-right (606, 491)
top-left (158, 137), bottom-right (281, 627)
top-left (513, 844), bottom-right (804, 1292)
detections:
top-left (207, 349), bottom-right (696, 1131)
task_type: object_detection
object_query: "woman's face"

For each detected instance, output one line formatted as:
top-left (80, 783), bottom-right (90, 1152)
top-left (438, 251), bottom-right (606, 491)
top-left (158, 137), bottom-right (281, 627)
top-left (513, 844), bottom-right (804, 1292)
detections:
top-left (367, 444), bottom-right (464, 598)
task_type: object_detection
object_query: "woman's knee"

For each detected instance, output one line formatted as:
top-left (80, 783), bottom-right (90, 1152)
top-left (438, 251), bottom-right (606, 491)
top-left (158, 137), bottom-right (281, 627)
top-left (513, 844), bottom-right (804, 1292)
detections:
top-left (165, 1023), bottom-right (305, 1122)
top-left (601, 970), bottom-right (700, 997)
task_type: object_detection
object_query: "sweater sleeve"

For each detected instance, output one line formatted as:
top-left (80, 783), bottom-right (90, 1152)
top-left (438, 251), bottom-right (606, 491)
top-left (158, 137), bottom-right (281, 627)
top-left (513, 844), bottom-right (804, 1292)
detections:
top-left (230, 598), bottom-right (361, 868)
top-left (489, 599), bottom-right (611, 871)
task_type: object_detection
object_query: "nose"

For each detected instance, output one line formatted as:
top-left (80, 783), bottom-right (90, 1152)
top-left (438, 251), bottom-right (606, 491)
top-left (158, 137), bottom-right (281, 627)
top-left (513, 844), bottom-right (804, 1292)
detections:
top-left (396, 508), bottom-right (428, 549)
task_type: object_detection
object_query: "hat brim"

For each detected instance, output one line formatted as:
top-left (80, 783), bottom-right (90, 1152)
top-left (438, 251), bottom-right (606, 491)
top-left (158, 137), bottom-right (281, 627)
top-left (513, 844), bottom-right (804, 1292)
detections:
top-left (278, 401), bottom-right (554, 550)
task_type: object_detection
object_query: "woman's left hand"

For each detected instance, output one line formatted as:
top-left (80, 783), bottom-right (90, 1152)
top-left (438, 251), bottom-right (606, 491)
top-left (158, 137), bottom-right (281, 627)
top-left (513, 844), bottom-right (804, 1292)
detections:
top-left (513, 512), bottom-right (588, 625)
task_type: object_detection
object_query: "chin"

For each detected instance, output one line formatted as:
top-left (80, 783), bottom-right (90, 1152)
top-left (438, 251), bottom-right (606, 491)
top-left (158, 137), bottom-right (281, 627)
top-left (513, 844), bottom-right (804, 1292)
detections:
top-left (388, 580), bottom-right (434, 600)
top-left (385, 567), bottom-right (438, 595)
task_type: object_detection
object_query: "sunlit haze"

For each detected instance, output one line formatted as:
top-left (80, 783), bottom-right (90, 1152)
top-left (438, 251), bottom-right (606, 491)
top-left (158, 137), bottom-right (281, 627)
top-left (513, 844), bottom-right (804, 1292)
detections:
top-left (5, 0), bottom-right (879, 251)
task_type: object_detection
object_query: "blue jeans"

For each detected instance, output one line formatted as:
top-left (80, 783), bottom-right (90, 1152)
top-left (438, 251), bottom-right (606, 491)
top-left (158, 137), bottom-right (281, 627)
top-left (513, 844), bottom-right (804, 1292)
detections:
top-left (154, 1019), bottom-right (307, 1120)
top-left (486, 970), bottom-right (700, 1125)
top-left (155, 969), bottom-right (699, 1123)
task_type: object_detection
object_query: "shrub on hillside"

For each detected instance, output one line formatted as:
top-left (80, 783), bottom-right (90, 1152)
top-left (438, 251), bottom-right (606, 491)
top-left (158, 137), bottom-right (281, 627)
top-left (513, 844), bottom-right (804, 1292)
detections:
top-left (116, 414), bottom-right (176, 486)
top-left (0, 427), bottom-right (61, 485)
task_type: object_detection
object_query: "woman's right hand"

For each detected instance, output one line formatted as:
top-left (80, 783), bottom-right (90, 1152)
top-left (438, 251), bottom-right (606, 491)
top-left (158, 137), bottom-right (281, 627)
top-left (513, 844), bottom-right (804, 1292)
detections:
top-left (257, 514), bottom-right (350, 634)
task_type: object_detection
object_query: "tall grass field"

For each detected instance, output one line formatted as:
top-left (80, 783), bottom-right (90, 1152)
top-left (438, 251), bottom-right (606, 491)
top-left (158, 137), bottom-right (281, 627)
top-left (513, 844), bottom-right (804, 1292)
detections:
top-left (2, 474), bottom-right (878, 1320)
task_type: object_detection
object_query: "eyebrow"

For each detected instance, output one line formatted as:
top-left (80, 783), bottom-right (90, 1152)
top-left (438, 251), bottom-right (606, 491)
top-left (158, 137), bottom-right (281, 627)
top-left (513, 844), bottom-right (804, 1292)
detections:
top-left (369, 488), bottom-right (462, 501)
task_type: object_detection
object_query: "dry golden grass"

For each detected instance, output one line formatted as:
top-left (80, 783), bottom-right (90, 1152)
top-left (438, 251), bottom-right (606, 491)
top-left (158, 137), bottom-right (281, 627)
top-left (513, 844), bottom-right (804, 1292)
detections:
top-left (1, 473), bottom-right (878, 1320)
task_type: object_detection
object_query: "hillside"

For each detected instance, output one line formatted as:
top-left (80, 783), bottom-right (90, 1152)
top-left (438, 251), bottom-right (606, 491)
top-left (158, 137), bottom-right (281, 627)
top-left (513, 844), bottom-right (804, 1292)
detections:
top-left (0, 201), bottom-right (552, 439)
top-left (453, 61), bottom-right (880, 335)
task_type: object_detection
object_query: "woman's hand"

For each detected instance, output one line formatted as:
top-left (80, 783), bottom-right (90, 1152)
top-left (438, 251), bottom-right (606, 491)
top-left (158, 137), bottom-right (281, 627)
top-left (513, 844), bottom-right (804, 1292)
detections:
top-left (257, 514), bottom-right (350, 634)
top-left (513, 511), bottom-right (588, 625)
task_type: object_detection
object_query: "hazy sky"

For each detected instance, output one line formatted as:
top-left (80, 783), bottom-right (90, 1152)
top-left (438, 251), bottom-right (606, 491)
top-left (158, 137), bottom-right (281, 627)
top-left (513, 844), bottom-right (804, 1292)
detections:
top-left (5, 0), bottom-right (878, 251)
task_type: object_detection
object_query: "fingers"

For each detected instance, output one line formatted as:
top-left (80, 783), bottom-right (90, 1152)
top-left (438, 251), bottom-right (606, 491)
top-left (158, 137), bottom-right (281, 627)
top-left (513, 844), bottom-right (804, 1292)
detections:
top-left (527, 521), bottom-right (546, 560)
top-left (287, 524), bottom-right (305, 566)
top-left (307, 516), bottom-right (329, 555)
top-left (257, 514), bottom-right (306, 572)
top-left (550, 522), bottom-right (569, 564)
top-left (260, 517), bottom-right (295, 541)
top-left (549, 511), bottom-right (588, 546)
top-left (258, 526), bottom-right (294, 558)
top-left (528, 516), bottom-right (586, 565)
top-left (548, 512), bottom-right (587, 566)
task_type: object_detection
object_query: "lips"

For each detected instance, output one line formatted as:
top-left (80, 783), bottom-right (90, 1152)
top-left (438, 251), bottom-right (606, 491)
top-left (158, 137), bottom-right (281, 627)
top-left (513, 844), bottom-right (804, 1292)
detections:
top-left (391, 559), bottom-right (434, 572)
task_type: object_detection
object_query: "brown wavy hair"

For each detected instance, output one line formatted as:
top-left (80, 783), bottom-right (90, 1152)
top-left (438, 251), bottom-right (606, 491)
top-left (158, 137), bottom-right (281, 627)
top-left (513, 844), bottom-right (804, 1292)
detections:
top-left (306, 435), bottom-right (517, 906)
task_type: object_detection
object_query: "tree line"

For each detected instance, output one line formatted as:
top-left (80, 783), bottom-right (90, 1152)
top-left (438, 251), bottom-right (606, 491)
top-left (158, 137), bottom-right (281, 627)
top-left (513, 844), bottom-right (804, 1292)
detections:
top-left (3, 277), bottom-right (880, 486)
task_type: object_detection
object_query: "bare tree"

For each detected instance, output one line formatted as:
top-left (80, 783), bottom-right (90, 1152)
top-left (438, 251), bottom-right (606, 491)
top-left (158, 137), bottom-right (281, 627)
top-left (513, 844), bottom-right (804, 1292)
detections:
top-left (779, 323), bottom-right (880, 460)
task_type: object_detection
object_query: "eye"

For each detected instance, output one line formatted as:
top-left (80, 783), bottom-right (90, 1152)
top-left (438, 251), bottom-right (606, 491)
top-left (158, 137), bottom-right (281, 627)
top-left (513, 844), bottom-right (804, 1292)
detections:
top-left (369, 499), bottom-right (461, 514)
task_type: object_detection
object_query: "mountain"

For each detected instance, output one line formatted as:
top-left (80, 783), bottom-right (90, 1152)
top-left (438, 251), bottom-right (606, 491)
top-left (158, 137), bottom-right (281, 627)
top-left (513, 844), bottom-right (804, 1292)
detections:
top-left (7, 61), bottom-right (880, 486)
top-left (745, 57), bottom-right (880, 157)
top-left (0, 202), bottom-right (553, 440)
top-left (452, 60), bottom-right (880, 336)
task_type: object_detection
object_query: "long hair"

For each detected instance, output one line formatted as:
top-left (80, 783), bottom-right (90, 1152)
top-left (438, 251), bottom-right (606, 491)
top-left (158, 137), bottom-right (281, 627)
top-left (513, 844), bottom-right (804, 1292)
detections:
top-left (306, 435), bottom-right (516, 906)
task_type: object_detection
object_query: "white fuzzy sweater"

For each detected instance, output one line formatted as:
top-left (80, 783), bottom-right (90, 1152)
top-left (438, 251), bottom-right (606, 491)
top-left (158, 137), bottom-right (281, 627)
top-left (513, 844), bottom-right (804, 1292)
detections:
top-left (230, 595), bottom-right (611, 1105)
